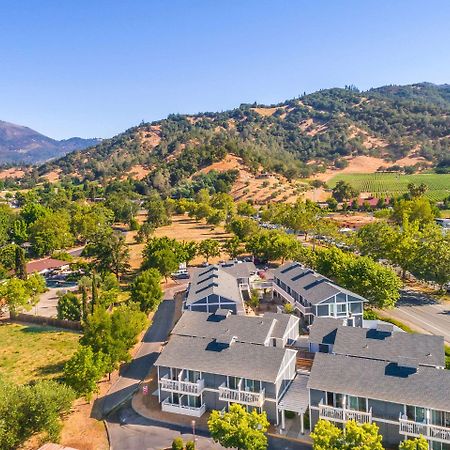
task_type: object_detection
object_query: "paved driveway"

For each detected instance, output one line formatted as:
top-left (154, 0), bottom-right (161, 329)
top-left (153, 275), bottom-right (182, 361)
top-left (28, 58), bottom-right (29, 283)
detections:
top-left (384, 289), bottom-right (450, 345)
top-left (102, 283), bottom-right (187, 416)
top-left (107, 405), bottom-right (310, 450)
top-left (32, 284), bottom-right (78, 317)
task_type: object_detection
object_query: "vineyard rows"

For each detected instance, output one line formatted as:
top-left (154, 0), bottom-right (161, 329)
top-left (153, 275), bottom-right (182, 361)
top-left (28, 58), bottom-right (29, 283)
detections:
top-left (329, 173), bottom-right (450, 201)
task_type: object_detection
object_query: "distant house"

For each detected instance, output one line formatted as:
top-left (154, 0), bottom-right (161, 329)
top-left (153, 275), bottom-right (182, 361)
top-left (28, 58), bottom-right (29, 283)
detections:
top-left (272, 262), bottom-right (366, 327)
top-left (26, 258), bottom-right (70, 275)
top-left (183, 261), bottom-right (257, 315)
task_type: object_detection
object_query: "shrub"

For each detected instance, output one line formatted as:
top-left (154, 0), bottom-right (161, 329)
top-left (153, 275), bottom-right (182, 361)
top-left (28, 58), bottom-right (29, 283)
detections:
top-left (171, 437), bottom-right (184, 450)
top-left (185, 441), bottom-right (195, 450)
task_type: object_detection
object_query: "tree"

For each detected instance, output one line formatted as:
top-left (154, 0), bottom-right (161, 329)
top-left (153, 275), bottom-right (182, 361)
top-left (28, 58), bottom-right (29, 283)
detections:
top-left (14, 246), bottom-right (27, 280)
top-left (135, 221), bottom-right (155, 243)
top-left (146, 195), bottom-right (171, 227)
top-left (311, 419), bottom-right (383, 450)
top-left (130, 268), bottom-right (163, 313)
top-left (237, 201), bottom-right (257, 217)
top-left (57, 292), bottom-right (82, 321)
top-left (0, 278), bottom-right (32, 314)
top-left (150, 248), bottom-right (179, 282)
top-left (180, 240), bottom-right (198, 265)
top-left (63, 345), bottom-right (107, 400)
top-left (226, 217), bottom-right (259, 241)
top-left (310, 418), bottom-right (342, 450)
top-left (391, 197), bottom-right (436, 228)
top-left (208, 404), bottom-right (269, 450)
top-left (28, 211), bottom-right (74, 257)
top-left (222, 236), bottom-right (242, 259)
top-left (332, 180), bottom-right (358, 202)
top-left (399, 436), bottom-right (428, 450)
top-left (198, 239), bottom-right (221, 263)
top-left (0, 377), bottom-right (75, 449)
top-left (326, 197), bottom-right (338, 211)
top-left (84, 230), bottom-right (130, 280)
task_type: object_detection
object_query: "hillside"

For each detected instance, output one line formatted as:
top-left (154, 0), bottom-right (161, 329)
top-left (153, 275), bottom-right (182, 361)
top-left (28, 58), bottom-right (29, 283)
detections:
top-left (0, 120), bottom-right (101, 164)
top-left (37, 82), bottom-right (450, 187)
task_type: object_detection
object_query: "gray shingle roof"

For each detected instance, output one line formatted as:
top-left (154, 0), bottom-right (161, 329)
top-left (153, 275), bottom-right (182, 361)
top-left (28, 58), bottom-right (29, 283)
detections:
top-left (308, 317), bottom-right (344, 346)
top-left (308, 353), bottom-right (450, 412)
top-left (172, 310), bottom-right (276, 345)
top-left (262, 312), bottom-right (299, 340)
top-left (333, 326), bottom-right (445, 367)
top-left (185, 265), bottom-right (244, 312)
top-left (220, 261), bottom-right (257, 279)
top-left (155, 335), bottom-right (293, 383)
top-left (274, 262), bottom-right (366, 305)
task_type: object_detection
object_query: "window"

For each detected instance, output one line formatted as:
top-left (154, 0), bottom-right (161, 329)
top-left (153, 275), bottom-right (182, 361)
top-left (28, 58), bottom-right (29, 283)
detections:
top-left (431, 410), bottom-right (450, 427)
top-left (350, 302), bottom-right (362, 314)
top-left (317, 305), bottom-right (329, 316)
top-left (407, 405), bottom-right (426, 423)
top-left (244, 379), bottom-right (261, 392)
top-left (186, 370), bottom-right (200, 383)
top-left (228, 376), bottom-right (240, 390)
top-left (336, 303), bottom-right (347, 316)
top-left (318, 344), bottom-right (330, 353)
top-left (347, 395), bottom-right (366, 412)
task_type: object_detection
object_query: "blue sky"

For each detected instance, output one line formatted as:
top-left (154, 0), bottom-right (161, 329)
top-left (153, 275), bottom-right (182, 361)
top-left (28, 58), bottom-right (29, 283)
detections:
top-left (1, 0), bottom-right (449, 139)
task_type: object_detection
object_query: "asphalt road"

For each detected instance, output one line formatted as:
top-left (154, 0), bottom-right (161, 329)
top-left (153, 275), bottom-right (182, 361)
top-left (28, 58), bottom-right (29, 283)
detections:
top-left (385, 289), bottom-right (450, 345)
top-left (102, 283), bottom-right (187, 416)
top-left (107, 405), bottom-right (310, 450)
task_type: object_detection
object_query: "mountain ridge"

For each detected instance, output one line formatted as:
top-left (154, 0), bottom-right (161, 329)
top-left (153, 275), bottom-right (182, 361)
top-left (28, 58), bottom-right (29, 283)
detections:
top-left (0, 120), bottom-right (101, 164)
top-left (35, 82), bottom-right (449, 188)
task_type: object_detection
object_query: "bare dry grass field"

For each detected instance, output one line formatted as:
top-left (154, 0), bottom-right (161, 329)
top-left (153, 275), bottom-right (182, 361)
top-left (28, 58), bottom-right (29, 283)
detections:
top-left (125, 214), bottom-right (233, 269)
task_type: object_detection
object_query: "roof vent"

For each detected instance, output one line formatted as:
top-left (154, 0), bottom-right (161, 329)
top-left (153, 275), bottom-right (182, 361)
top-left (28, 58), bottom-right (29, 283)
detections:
top-left (214, 308), bottom-right (232, 318)
top-left (376, 323), bottom-right (394, 334)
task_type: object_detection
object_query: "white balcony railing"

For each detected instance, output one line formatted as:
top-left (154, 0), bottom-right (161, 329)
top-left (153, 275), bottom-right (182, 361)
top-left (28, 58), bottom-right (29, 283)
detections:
top-left (219, 384), bottom-right (265, 407)
top-left (161, 398), bottom-right (206, 417)
top-left (319, 401), bottom-right (372, 424)
top-left (159, 376), bottom-right (205, 396)
top-left (399, 416), bottom-right (450, 444)
top-left (272, 284), bottom-right (313, 315)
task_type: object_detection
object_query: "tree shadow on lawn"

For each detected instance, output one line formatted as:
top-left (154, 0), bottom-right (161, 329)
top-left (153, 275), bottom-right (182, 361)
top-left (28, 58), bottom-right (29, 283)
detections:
top-left (36, 360), bottom-right (67, 378)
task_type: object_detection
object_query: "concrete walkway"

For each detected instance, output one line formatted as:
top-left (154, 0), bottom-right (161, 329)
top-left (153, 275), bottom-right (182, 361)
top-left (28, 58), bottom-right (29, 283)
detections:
top-left (102, 283), bottom-right (187, 416)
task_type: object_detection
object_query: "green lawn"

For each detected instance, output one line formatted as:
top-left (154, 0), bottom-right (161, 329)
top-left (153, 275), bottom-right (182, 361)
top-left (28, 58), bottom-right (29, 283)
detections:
top-left (0, 323), bottom-right (80, 384)
top-left (328, 173), bottom-right (450, 201)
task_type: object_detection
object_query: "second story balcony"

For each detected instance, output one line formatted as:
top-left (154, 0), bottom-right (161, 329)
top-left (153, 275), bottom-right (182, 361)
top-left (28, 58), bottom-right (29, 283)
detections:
top-left (159, 375), bottom-right (205, 396)
top-left (319, 401), bottom-right (372, 424)
top-left (399, 415), bottom-right (450, 444)
top-left (273, 283), bottom-right (313, 315)
top-left (219, 383), bottom-right (265, 407)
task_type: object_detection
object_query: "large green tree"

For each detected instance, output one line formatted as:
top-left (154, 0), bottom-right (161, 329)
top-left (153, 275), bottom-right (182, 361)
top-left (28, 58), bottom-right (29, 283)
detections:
top-left (130, 268), bottom-right (163, 313)
top-left (311, 419), bottom-right (384, 450)
top-left (63, 345), bottom-right (107, 400)
top-left (208, 404), bottom-right (269, 450)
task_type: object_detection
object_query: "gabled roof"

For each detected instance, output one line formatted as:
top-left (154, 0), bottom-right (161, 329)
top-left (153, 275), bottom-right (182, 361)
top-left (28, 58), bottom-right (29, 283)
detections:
top-left (308, 317), bottom-right (344, 346)
top-left (274, 262), bottom-right (366, 305)
top-left (308, 353), bottom-right (450, 412)
top-left (185, 265), bottom-right (244, 312)
top-left (155, 334), bottom-right (293, 383)
top-left (172, 310), bottom-right (298, 346)
top-left (220, 261), bottom-right (257, 279)
top-left (333, 325), bottom-right (445, 368)
top-left (26, 258), bottom-right (69, 273)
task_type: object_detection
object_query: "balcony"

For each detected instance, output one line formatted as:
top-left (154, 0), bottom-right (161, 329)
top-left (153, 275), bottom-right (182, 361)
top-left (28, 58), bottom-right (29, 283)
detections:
top-left (219, 384), bottom-right (265, 407)
top-left (399, 416), bottom-right (450, 444)
top-left (161, 398), bottom-right (206, 417)
top-left (272, 284), bottom-right (313, 315)
top-left (159, 376), bottom-right (205, 396)
top-left (319, 401), bottom-right (372, 424)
